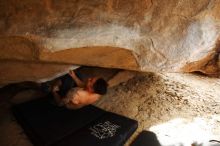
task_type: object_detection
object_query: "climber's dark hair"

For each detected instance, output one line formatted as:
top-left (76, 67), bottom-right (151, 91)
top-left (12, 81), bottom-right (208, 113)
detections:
top-left (93, 78), bottom-right (108, 95)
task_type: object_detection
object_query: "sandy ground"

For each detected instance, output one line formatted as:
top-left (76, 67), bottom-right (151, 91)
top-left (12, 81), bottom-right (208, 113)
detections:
top-left (0, 72), bottom-right (220, 146)
top-left (96, 72), bottom-right (220, 146)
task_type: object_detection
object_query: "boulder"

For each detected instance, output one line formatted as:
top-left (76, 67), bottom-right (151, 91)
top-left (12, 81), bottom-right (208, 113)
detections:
top-left (0, 61), bottom-right (77, 86)
top-left (0, 0), bottom-right (220, 85)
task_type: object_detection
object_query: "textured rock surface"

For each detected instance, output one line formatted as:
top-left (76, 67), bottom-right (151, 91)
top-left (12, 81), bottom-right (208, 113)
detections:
top-left (0, 0), bottom-right (220, 85)
top-left (0, 60), bottom-right (77, 86)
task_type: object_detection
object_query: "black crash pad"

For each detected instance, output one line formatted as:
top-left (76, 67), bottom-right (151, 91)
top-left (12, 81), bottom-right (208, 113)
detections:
top-left (12, 97), bottom-right (105, 146)
top-left (12, 97), bottom-right (138, 146)
top-left (53, 112), bottom-right (138, 146)
top-left (130, 131), bottom-right (161, 146)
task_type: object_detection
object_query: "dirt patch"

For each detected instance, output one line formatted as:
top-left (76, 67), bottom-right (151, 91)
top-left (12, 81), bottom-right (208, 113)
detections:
top-left (95, 73), bottom-right (220, 145)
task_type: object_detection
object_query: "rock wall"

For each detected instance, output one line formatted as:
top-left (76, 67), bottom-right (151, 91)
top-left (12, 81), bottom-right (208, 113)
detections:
top-left (0, 61), bottom-right (77, 85)
top-left (0, 0), bottom-right (220, 85)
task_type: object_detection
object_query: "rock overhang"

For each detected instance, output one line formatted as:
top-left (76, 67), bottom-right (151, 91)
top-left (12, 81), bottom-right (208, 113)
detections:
top-left (0, 0), bottom-right (220, 86)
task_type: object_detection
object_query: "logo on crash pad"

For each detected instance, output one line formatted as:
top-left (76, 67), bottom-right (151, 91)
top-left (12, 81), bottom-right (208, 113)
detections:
top-left (89, 121), bottom-right (120, 139)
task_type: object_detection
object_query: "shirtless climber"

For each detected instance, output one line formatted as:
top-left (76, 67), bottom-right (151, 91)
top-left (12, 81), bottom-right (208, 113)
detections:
top-left (47, 70), bottom-right (108, 109)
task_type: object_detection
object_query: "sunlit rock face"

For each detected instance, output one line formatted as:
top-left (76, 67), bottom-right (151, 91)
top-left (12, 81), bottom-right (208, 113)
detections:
top-left (0, 0), bottom-right (220, 86)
